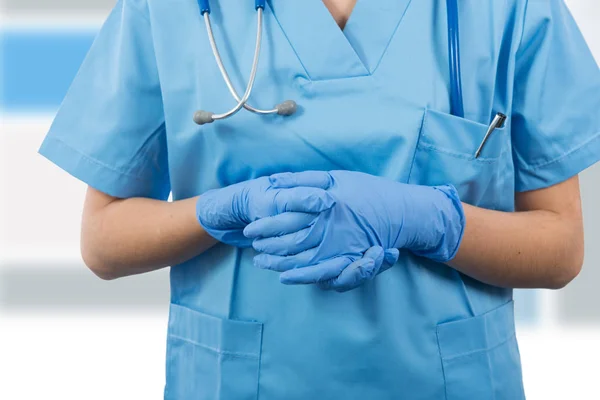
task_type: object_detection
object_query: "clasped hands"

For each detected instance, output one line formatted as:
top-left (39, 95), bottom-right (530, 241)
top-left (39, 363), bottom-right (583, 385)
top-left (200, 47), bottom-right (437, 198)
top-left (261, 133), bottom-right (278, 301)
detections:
top-left (196, 170), bottom-right (465, 292)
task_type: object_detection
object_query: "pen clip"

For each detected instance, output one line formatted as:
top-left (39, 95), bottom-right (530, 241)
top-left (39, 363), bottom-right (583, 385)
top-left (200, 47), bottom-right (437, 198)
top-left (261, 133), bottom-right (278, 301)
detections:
top-left (474, 113), bottom-right (506, 159)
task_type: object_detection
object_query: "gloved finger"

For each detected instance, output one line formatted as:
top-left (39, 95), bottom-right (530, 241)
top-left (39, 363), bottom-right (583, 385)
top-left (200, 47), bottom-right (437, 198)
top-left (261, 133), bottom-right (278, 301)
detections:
top-left (273, 187), bottom-right (335, 214)
top-left (196, 189), bottom-right (240, 229)
top-left (252, 221), bottom-right (325, 256)
top-left (279, 256), bottom-right (356, 285)
top-left (318, 257), bottom-right (378, 292)
top-left (384, 248), bottom-right (400, 265)
top-left (244, 212), bottom-right (316, 239)
top-left (378, 248), bottom-right (400, 274)
top-left (270, 171), bottom-right (333, 190)
top-left (253, 247), bottom-right (318, 272)
top-left (364, 245), bottom-right (386, 266)
top-left (318, 246), bottom-right (385, 292)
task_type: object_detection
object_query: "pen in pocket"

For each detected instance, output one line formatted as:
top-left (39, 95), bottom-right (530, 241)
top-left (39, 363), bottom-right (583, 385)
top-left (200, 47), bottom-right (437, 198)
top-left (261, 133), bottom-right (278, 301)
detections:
top-left (475, 113), bottom-right (507, 158)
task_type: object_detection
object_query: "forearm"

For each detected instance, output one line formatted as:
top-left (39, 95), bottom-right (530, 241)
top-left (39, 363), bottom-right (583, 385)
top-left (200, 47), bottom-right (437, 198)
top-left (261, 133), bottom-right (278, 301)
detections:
top-left (449, 203), bottom-right (584, 289)
top-left (82, 194), bottom-right (217, 279)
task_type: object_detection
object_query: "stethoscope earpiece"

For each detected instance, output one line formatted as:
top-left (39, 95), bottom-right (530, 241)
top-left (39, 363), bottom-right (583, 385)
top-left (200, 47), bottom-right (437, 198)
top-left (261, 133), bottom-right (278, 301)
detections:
top-left (193, 110), bottom-right (215, 125)
top-left (275, 100), bottom-right (297, 116)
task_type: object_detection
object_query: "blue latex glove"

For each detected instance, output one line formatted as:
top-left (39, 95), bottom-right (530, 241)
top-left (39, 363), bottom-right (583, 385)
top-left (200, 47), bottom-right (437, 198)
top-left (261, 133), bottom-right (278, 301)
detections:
top-left (315, 246), bottom-right (400, 292)
top-left (196, 176), bottom-right (335, 247)
top-left (241, 209), bottom-right (400, 291)
top-left (243, 171), bottom-right (465, 285)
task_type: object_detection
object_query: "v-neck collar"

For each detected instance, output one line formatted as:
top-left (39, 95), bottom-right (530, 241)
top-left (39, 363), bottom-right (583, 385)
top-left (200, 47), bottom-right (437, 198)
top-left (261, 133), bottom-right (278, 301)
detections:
top-left (268, 0), bottom-right (413, 81)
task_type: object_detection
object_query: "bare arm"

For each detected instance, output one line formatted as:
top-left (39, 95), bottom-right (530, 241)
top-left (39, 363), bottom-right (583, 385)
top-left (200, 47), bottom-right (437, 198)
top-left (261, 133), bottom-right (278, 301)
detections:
top-left (450, 176), bottom-right (584, 289)
top-left (81, 187), bottom-right (217, 280)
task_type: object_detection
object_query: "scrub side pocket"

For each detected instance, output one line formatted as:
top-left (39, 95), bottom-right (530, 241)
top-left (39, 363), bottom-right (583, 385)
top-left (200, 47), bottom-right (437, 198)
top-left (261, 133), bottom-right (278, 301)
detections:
top-left (164, 304), bottom-right (263, 400)
top-left (436, 301), bottom-right (525, 400)
top-left (408, 109), bottom-right (512, 210)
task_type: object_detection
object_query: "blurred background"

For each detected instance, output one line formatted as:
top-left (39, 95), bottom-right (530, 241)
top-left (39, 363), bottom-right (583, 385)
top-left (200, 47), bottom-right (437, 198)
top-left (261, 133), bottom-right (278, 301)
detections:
top-left (0, 0), bottom-right (599, 399)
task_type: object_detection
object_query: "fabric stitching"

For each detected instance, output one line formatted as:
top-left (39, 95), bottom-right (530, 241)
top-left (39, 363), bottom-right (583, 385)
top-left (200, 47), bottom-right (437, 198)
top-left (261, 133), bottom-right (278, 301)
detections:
top-left (440, 333), bottom-right (516, 362)
top-left (163, 304), bottom-right (175, 399)
top-left (44, 136), bottom-right (150, 182)
top-left (406, 108), bottom-right (428, 183)
top-left (420, 107), bottom-right (431, 143)
top-left (168, 334), bottom-right (260, 359)
top-left (420, 109), bottom-right (508, 161)
top-left (519, 130), bottom-right (600, 171)
top-left (436, 327), bottom-right (450, 400)
top-left (255, 325), bottom-right (264, 400)
top-left (305, 73), bottom-right (371, 83)
top-left (487, 342), bottom-right (498, 400)
top-left (417, 142), bottom-right (506, 163)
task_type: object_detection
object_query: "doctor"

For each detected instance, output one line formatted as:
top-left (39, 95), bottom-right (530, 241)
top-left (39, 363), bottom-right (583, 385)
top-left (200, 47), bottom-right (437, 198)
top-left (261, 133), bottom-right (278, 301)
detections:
top-left (40, 0), bottom-right (600, 399)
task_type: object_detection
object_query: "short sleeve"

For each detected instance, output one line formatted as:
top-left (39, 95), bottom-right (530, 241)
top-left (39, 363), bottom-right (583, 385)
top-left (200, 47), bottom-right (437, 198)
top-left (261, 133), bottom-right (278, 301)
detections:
top-left (38, 0), bottom-right (170, 200)
top-left (511, 0), bottom-right (600, 192)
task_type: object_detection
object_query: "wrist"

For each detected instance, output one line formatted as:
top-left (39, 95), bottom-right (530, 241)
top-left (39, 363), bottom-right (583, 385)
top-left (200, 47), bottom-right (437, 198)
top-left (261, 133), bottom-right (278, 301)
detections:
top-left (395, 184), bottom-right (465, 262)
top-left (431, 185), bottom-right (466, 262)
top-left (232, 186), bottom-right (251, 225)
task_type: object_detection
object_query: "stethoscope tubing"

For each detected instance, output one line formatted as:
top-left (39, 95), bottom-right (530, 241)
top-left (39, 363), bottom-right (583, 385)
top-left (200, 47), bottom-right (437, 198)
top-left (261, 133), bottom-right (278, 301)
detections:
top-left (447, 0), bottom-right (465, 118)
top-left (203, 12), bottom-right (277, 114)
top-left (205, 7), bottom-right (266, 120)
top-left (195, 0), bottom-right (464, 124)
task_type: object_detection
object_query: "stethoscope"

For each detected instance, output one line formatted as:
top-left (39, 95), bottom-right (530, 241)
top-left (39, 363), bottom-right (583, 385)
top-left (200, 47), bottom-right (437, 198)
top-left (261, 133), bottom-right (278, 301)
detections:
top-left (193, 0), bottom-right (465, 125)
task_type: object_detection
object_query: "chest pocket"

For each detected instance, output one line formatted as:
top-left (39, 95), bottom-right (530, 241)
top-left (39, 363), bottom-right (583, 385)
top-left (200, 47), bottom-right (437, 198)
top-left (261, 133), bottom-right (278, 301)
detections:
top-left (408, 108), bottom-right (512, 210)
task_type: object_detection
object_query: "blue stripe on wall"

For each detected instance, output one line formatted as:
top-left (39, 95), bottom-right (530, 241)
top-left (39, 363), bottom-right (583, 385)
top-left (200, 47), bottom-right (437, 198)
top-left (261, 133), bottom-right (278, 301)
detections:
top-left (1, 30), bottom-right (97, 111)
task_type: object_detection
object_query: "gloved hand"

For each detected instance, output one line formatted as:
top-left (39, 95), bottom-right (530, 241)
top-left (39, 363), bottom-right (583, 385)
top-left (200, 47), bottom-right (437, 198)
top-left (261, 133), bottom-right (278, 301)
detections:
top-left (315, 245), bottom-right (400, 292)
top-left (196, 176), bottom-right (335, 247)
top-left (243, 209), bottom-right (400, 291)
top-left (243, 171), bottom-right (465, 285)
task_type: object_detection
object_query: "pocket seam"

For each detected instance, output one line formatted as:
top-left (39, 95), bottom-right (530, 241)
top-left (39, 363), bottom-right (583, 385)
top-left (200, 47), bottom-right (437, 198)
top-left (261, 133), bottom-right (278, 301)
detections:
top-left (438, 332), bottom-right (516, 362)
top-left (406, 107), bottom-right (428, 183)
top-left (420, 108), bottom-right (507, 162)
top-left (168, 333), bottom-right (261, 360)
top-left (436, 329), bottom-right (451, 400)
top-left (417, 141), bottom-right (506, 163)
top-left (168, 303), bottom-right (263, 358)
top-left (436, 300), bottom-right (516, 360)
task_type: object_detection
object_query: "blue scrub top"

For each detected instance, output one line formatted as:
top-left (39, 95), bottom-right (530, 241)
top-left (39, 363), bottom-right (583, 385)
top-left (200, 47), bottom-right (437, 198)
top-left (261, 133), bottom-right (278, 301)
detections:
top-left (39, 0), bottom-right (600, 399)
